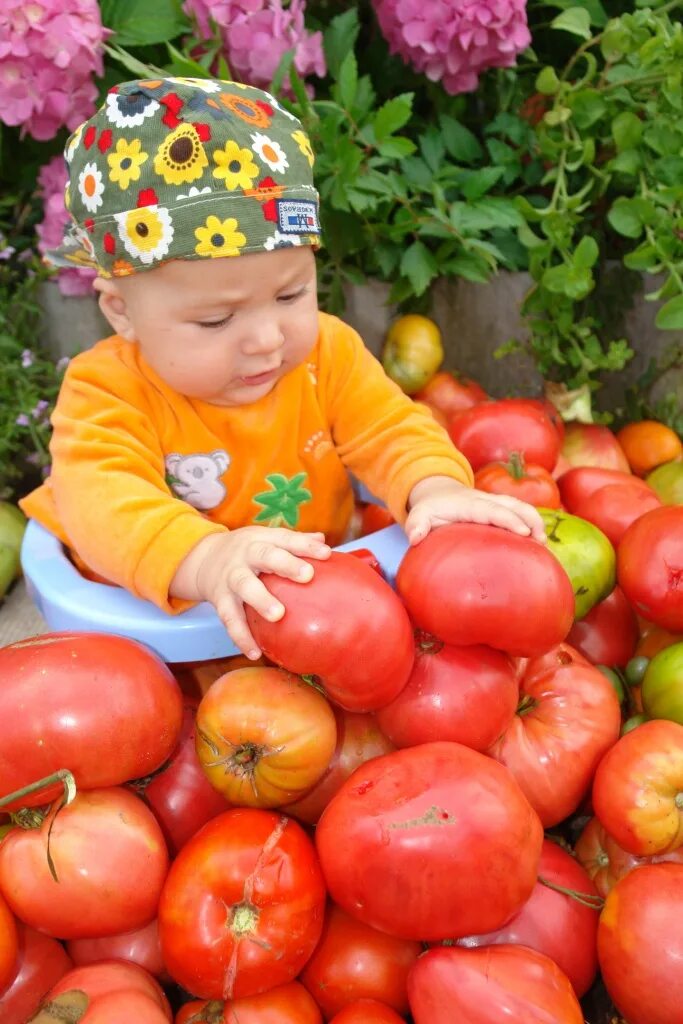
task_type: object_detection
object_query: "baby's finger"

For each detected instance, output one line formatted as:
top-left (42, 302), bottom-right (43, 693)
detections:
top-left (228, 567), bottom-right (286, 624)
top-left (249, 541), bottom-right (316, 583)
top-left (404, 506), bottom-right (433, 545)
top-left (470, 498), bottom-right (532, 536)
top-left (214, 592), bottom-right (262, 659)
top-left (268, 529), bottom-right (331, 560)
top-left (481, 493), bottom-right (547, 542)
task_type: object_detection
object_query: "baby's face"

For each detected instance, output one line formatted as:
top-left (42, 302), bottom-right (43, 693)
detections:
top-left (114, 246), bottom-right (319, 406)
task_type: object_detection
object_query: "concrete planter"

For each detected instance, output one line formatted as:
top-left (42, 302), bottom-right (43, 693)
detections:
top-left (39, 272), bottom-right (682, 409)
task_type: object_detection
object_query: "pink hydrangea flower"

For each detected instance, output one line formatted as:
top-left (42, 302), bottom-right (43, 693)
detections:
top-left (183, 0), bottom-right (325, 90)
top-left (35, 155), bottom-right (96, 297)
top-left (0, 0), bottom-right (107, 140)
top-left (373, 0), bottom-right (531, 94)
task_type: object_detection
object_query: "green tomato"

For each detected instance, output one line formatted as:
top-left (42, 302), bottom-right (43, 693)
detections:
top-left (0, 543), bottom-right (20, 601)
top-left (621, 713), bottom-right (649, 736)
top-left (641, 642), bottom-right (683, 724)
top-left (539, 508), bottom-right (616, 619)
top-left (646, 460), bottom-right (683, 506)
top-left (596, 665), bottom-right (625, 702)
top-left (0, 501), bottom-right (26, 556)
top-left (625, 655), bottom-right (650, 688)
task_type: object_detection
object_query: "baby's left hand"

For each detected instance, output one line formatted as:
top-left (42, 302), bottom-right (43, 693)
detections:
top-left (406, 476), bottom-right (547, 546)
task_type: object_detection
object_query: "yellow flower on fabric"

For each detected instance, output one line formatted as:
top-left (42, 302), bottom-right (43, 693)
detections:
top-left (154, 124), bottom-right (209, 185)
top-left (194, 215), bottom-right (246, 258)
top-left (291, 129), bottom-right (314, 167)
top-left (115, 205), bottom-right (174, 264)
top-left (108, 138), bottom-right (149, 190)
top-left (213, 140), bottom-right (260, 191)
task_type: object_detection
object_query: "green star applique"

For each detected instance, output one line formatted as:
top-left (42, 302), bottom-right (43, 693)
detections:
top-left (253, 472), bottom-right (312, 528)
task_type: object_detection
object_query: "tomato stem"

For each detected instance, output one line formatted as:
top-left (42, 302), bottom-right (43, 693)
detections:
top-left (507, 451), bottom-right (526, 480)
top-left (0, 769), bottom-right (76, 811)
top-left (517, 694), bottom-right (537, 717)
top-left (538, 875), bottom-right (604, 909)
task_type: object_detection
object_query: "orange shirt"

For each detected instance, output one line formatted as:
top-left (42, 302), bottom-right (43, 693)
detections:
top-left (20, 312), bottom-right (473, 612)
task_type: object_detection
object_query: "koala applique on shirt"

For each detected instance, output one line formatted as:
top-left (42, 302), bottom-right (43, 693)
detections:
top-left (165, 450), bottom-right (230, 511)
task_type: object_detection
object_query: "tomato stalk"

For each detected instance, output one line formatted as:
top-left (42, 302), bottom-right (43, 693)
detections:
top-left (0, 770), bottom-right (76, 885)
top-left (517, 694), bottom-right (537, 717)
top-left (538, 875), bottom-right (604, 910)
top-left (183, 1003), bottom-right (225, 1024)
top-left (507, 452), bottom-right (527, 480)
top-left (0, 768), bottom-right (76, 811)
top-left (414, 629), bottom-right (444, 655)
top-left (27, 987), bottom-right (89, 1022)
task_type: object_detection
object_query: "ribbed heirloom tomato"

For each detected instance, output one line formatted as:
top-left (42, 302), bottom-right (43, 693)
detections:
top-left (175, 983), bottom-right (323, 1024)
top-left (448, 398), bottom-right (560, 472)
top-left (575, 816), bottom-right (683, 898)
top-left (474, 454), bottom-right (561, 508)
top-left (158, 808), bottom-right (326, 1000)
top-left (247, 552), bottom-right (414, 711)
top-left (33, 961), bottom-right (171, 1024)
top-left (316, 742), bottom-right (543, 942)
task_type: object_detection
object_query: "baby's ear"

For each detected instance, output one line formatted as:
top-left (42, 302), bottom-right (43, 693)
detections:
top-left (93, 277), bottom-right (135, 340)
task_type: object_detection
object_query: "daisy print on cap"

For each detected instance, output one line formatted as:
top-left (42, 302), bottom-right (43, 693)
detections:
top-left (105, 90), bottom-right (160, 128)
top-left (291, 129), bottom-right (314, 167)
top-left (213, 140), bottom-right (260, 191)
top-left (154, 123), bottom-right (210, 185)
top-left (115, 205), bottom-right (174, 264)
top-left (108, 138), bottom-right (148, 190)
top-left (251, 133), bottom-right (288, 173)
top-left (264, 229), bottom-right (302, 250)
top-left (78, 162), bottom-right (105, 213)
top-left (195, 215), bottom-right (246, 257)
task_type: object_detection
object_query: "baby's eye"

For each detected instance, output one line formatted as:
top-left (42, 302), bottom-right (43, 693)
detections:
top-left (196, 315), bottom-right (233, 329)
top-left (277, 286), bottom-right (307, 303)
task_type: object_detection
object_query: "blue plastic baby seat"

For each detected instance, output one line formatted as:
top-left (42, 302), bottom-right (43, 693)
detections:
top-left (20, 486), bottom-right (410, 663)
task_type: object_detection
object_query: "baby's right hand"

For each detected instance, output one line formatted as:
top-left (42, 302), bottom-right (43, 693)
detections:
top-left (191, 527), bottom-right (331, 659)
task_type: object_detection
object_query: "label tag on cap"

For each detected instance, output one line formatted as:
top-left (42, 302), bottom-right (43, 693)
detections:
top-left (275, 199), bottom-right (320, 235)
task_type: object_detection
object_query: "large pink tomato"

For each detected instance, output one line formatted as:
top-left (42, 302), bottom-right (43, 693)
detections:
top-left (316, 742), bottom-right (543, 942)
top-left (567, 586), bottom-right (638, 667)
top-left (376, 635), bottom-right (518, 752)
top-left (561, 423), bottom-right (630, 473)
top-left (246, 553), bottom-right (414, 711)
top-left (67, 918), bottom-right (166, 980)
top-left (408, 945), bottom-right (583, 1024)
top-left (448, 398), bottom-right (561, 472)
top-left (0, 788), bottom-right (169, 939)
top-left (457, 839), bottom-right (599, 997)
top-left (397, 524), bottom-right (574, 657)
top-left (0, 633), bottom-right (183, 808)
top-left (618, 506), bottom-right (683, 631)
top-left (488, 644), bottom-right (621, 826)
top-left (37, 961), bottom-right (171, 1023)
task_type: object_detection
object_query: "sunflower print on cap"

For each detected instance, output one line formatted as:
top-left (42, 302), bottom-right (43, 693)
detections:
top-left (47, 76), bottom-right (321, 277)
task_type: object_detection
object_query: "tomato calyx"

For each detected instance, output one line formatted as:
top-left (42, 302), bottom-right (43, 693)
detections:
top-left (183, 1002), bottom-right (225, 1024)
top-left (506, 451), bottom-right (527, 480)
top-left (675, 793), bottom-right (683, 810)
top-left (197, 725), bottom-right (284, 793)
top-left (414, 630), bottom-right (444, 655)
top-left (537, 875), bottom-right (604, 910)
top-left (29, 988), bottom-right (89, 1023)
top-left (517, 694), bottom-right (538, 717)
top-left (229, 900), bottom-right (260, 937)
top-left (300, 672), bottom-right (325, 694)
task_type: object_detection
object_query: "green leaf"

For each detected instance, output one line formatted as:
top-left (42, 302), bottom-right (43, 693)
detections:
top-left (270, 48), bottom-right (295, 96)
top-left (612, 112), bottom-right (643, 152)
top-left (460, 167), bottom-right (505, 200)
top-left (542, 263), bottom-right (593, 300)
top-left (419, 130), bottom-right (445, 174)
top-left (100, 0), bottom-right (188, 46)
top-left (551, 7), bottom-right (592, 40)
top-left (373, 94), bottom-right (413, 141)
top-left (102, 43), bottom-right (163, 79)
top-left (536, 66), bottom-right (560, 95)
top-left (608, 149), bottom-right (642, 176)
top-left (569, 89), bottom-right (607, 129)
top-left (656, 295), bottom-right (683, 330)
top-left (164, 42), bottom-right (212, 80)
top-left (608, 198), bottom-right (645, 239)
top-left (573, 235), bottom-right (599, 269)
top-left (323, 9), bottom-right (360, 80)
top-left (544, 0), bottom-right (608, 26)
top-left (338, 52), bottom-right (358, 110)
top-left (439, 116), bottom-right (483, 163)
top-left (400, 241), bottom-right (439, 296)
top-left (623, 243), bottom-right (658, 272)
top-left (376, 137), bottom-right (417, 159)
top-left (442, 252), bottom-right (491, 283)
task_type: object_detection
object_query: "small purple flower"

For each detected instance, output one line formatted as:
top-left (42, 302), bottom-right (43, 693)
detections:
top-left (0, 244), bottom-right (15, 260)
top-left (15, 413), bottom-right (30, 426)
top-left (21, 348), bottom-right (33, 367)
top-left (56, 356), bottom-right (70, 373)
top-left (25, 452), bottom-right (41, 465)
top-left (31, 399), bottom-right (50, 419)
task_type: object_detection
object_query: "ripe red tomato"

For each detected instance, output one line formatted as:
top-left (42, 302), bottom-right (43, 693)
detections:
top-left (457, 839), bottom-right (599, 997)
top-left (475, 456), bottom-right (561, 508)
top-left (316, 742), bottom-right (543, 942)
top-left (300, 903), bottom-right (420, 1018)
top-left (592, 719), bottom-right (683, 856)
top-left (618, 506), bottom-right (683, 631)
top-left (359, 504), bottom-right (395, 536)
top-left (246, 553), bottom-right (415, 712)
top-left (397, 524), bottom-right (574, 657)
top-left (448, 398), bottom-right (561, 472)
top-left (175, 983), bottom-right (323, 1023)
top-left (407, 945), bottom-right (583, 1023)
top-left (39, 961), bottom-right (171, 1023)
top-left (66, 918), bottom-right (166, 980)
top-left (561, 423), bottom-right (630, 473)
top-left (135, 699), bottom-right (230, 856)
top-left (598, 863), bottom-right (683, 1024)
top-left (0, 923), bottom-right (72, 1024)
top-left (571, 480), bottom-right (661, 547)
top-left (527, 397), bottom-right (565, 443)
top-left (283, 709), bottom-right (395, 825)
top-left (195, 668), bottom-right (336, 808)
top-left (488, 644), bottom-right (621, 827)
top-left (376, 636), bottom-right (518, 752)
top-left (0, 891), bottom-right (17, 993)
top-left (567, 586), bottom-right (639, 667)
top-left (329, 1000), bottom-right (405, 1024)
top-left (575, 816), bottom-right (683, 898)
top-left (0, 788), bottom-right (169, 939)
top-left (557, 465), bottom-right (641, 511)
top-left (413, 370), bottom-right (488, 417)
top-left (0, 632), bottom-right (183, 808)
top-left (158, 808), bottom-right (326, 1000)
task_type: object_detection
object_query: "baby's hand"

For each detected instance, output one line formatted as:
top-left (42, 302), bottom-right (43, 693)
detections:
top-left (406, 476), bottom-right (547, 545)
top-left (177, 527), bottom-right (331, 658)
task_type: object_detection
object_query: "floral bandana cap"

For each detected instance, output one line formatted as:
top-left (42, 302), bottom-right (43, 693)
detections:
top-left (48, 77), bottom-right (321, 278)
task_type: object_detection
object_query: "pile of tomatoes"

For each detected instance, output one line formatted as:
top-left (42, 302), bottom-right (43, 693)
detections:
top-left (2, 367), bottom-right (683, 1024)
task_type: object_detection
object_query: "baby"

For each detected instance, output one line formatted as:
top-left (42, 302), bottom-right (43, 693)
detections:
top-left (21, 77), bottom-right (544, 659)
